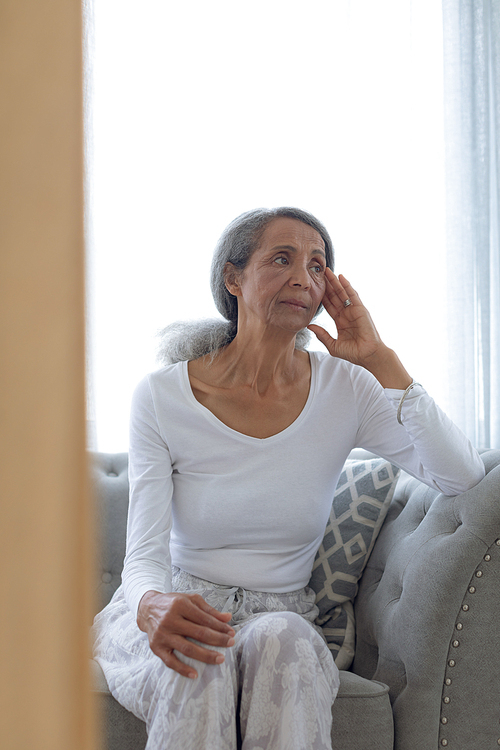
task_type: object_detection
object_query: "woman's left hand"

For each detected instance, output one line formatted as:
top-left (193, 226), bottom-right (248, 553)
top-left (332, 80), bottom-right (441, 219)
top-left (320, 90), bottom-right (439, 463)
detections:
top-left (308, 269), bottom-right (412, 389)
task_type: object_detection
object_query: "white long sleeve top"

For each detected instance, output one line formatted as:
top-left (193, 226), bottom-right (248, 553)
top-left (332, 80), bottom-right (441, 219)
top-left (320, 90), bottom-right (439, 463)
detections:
top-left (122, 351), bottom-right (485, 617)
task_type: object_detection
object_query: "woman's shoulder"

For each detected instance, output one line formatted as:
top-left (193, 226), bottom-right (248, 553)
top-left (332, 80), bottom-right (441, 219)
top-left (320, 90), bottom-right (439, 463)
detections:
top-left (309, 349), bottom-right (360, 377)
top-left (186, 352), bottom-right (217, 383)
top-left (133, 361), bottom-right (187, 402)
top-left (309, 349), bottom-right (382, 394)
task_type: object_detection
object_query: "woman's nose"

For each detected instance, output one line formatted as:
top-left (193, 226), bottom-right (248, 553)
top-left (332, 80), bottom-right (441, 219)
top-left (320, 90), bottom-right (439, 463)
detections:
top-left (289, 263), bottom-right (310, 288)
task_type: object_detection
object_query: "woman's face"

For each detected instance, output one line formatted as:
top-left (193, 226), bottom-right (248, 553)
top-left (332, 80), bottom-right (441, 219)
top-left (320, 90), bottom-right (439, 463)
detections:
top-left (227, 217), bottom-right (327, 334)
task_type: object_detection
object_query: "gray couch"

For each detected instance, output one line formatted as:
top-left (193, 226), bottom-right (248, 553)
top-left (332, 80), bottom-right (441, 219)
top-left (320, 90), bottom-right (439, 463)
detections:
top-left (91, 449), bottom-right (500, 750)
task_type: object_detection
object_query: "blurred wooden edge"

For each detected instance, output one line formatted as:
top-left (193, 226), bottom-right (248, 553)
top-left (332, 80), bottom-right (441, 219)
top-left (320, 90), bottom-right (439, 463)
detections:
top-left (0, 1), bottom-right (99, 748)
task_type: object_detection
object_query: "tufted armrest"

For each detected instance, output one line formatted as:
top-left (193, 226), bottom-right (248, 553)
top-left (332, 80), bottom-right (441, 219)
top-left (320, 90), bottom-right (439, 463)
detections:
top-left (353, 449), bottom-right (500, 750)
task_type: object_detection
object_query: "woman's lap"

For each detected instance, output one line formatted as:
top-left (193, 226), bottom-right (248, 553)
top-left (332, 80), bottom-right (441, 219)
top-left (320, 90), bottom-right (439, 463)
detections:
top-left (92, 570), bottom-right (339, 748)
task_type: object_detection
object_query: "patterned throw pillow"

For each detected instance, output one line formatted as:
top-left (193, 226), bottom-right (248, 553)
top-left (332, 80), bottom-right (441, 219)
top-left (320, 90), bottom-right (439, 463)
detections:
top-left (309, 458), bottom-right (401, 670)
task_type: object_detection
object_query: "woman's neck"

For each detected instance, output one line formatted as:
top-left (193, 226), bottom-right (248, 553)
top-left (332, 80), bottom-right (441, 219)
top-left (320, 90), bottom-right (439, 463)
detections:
top-left (213, 326), bottom-right (308, 394)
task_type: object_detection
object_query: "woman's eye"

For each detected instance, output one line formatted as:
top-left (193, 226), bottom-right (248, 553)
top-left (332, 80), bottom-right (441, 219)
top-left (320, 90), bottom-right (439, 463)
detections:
top-left (311, 264), bottom-right (324, 273)
top-left (275, 256), bottom-right (288, 265)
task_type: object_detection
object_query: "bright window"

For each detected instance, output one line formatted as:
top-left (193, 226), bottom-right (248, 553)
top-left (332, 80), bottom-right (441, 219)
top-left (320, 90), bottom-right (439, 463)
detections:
top-left (88, 0), bottom-right (446, 452)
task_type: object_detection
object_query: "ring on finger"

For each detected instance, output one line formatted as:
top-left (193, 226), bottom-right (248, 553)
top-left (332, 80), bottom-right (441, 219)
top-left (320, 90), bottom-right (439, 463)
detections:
top-left (344, 298), bottom-right (352, 308)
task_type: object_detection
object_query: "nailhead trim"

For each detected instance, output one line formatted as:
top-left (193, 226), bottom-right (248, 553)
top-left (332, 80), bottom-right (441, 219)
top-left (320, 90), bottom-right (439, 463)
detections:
top-left (439, 540), bottom-right (499, 749)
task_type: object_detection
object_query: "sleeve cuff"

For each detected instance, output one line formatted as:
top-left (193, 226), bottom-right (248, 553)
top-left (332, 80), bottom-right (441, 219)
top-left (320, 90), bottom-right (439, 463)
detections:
top-left (384, 382), bottom-right (425, 425)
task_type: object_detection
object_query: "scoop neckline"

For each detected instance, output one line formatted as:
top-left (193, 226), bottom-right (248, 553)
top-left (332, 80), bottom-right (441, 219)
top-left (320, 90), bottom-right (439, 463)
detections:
top-left (180, 351), bottom-right (318, 444)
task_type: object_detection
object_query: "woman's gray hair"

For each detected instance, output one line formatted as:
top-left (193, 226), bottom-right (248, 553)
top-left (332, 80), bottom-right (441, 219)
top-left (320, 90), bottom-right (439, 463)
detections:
top-left (157, 207), bottom-right (334, 365)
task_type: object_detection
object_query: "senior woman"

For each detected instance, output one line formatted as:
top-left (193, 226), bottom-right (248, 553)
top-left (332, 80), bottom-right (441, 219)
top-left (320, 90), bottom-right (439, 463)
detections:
top-left (92, 207), bottom-right (484, 750)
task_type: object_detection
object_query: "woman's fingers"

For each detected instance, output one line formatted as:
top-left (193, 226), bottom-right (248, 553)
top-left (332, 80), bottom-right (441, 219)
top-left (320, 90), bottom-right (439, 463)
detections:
top-left (189, 594), bottom-right (234, 632)
top-left (338, 273), bottom-right (362, 306)
top-left (162, 649), bottom-right (199, 680)
top-left (171, 633), bottom-right (229, 664)
top-left (179, 618), bottom-right (236, 649)
top-left (160, 642), bottom-right (224, 680)
top-left (310, 271), bottom-right (387, 366)
top-left (158, 595), bottom-right (235, 645)
top-left (322, 269), bottom-right (357, 315)
top-left (152, 623), bottom-right (233, 679)
top-left (179, 598), bottom-right (235, 643)
top-left (139, 591), bottom-right (237, 678)
top-left (335, 273), bottom-right (359, 302)
top-left (155, 628), bottom-right (229, 664)
top-left (307, 324), bottom-right (337, 357)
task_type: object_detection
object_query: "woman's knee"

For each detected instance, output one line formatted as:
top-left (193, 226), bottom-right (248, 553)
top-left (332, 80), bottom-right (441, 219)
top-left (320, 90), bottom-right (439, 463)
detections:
top-left (237, 612), bottom-right (339, 707)
top-left (238, 611), bottom-right (326, 660)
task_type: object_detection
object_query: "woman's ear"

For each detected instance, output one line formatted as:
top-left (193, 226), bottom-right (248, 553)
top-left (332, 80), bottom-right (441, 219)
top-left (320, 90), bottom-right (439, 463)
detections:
top-left (224, 262), bottom-right (242, 296)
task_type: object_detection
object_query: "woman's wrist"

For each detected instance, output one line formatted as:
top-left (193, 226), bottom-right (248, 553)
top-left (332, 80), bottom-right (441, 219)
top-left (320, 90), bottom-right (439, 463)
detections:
top-left (362, 345), bottom-right (413, 390)
top-left (137, 589), bottom-right (166, 629)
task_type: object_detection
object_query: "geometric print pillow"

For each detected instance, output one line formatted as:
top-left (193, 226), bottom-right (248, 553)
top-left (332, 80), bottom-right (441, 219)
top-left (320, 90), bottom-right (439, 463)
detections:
top-left (309, 458), bottom-right (401, 670)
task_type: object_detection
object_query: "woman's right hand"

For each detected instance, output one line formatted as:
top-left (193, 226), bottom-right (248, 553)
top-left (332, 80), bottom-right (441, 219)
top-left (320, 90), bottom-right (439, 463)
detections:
top-left (137, 590), bottom-right (235, 679)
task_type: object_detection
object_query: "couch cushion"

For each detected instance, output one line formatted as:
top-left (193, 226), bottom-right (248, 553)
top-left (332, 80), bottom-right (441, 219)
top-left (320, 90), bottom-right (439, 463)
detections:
top-left (309, 458), bottom-right (400, 669)
top-left (91, 658), bottom-right (393, 750)
top-left (332, 671), bottom-right (393, 749)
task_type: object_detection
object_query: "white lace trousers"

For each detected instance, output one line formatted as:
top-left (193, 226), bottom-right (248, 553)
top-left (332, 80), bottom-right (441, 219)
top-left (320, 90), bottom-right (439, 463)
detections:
top-left (92, 568), bottom-right (340, 750)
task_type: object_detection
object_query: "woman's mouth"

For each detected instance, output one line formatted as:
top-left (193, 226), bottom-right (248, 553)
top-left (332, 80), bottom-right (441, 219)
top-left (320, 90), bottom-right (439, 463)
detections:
top-left (280, 299), bottom-right (308, 310)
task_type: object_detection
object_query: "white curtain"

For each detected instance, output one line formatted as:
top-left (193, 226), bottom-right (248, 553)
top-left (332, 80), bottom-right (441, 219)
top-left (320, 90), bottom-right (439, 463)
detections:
top-left (442, 0), bottom-right (500, 449)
